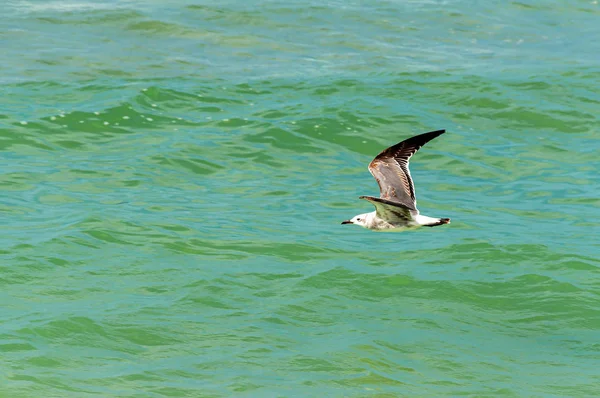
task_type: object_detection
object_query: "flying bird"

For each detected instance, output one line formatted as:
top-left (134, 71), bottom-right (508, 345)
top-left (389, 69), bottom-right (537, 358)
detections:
top-left (342, 129), bottom-right (450, 231)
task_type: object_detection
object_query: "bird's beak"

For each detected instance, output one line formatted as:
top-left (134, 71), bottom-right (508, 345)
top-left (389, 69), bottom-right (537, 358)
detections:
top-left (341, 220), bottom-right (353, 225)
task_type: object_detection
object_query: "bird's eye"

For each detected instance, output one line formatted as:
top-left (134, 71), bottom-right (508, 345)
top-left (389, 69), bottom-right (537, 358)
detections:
top-left (357, 218), bottom-right (361, 221)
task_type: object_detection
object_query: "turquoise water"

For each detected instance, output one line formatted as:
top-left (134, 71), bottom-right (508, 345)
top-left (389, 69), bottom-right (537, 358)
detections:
top-left (2, 0), bottom-right (599, 396)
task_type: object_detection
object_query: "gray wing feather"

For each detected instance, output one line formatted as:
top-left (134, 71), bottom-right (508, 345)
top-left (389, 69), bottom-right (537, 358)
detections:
top-left (359, 196), bottom-right (416, 223)
top-left (368, 129), bottom-right (445, 210)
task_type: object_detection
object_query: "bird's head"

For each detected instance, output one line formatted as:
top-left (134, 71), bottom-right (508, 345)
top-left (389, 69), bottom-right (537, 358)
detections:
top-left (341, 213), bottom-right (370, 228)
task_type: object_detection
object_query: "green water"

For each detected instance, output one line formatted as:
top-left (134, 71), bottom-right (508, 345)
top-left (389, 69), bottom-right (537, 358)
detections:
top-left (2, 0), bottom-right (599, 396)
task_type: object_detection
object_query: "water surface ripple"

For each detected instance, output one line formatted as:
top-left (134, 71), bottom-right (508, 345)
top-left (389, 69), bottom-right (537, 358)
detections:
top-left (1, 0), bottom-right (599, 396)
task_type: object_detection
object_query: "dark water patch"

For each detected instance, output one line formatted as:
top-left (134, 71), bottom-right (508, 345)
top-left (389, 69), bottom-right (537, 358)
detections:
top-left (181, 295), bottom-right (239, 310)
top-left (83, 230), bottom-right (143, 246)
top-left (244, 126), bottom-right (323, 154)
top-left (17, 315), bottom-right (173, 363)
top-left (126, 20), bottom-right (200, 38)
top-left (18, 316), bottom-right (108, 342)
top-left (163, 237), bottom-right (341, 263)
top-left (255, 109), bottom-right (289, 119)
top-left (84, 9), bottom-right (144, 24)
top-left (550, 196), bottom-right (600, 207)
top-left (186, 4), bottom-right (290, 30)
top-left (511, 1), bottom-right (546, 11)
top-left (33, 8), bottom-right (144, 24)
top-left (275, 304), bottom-right (336, 326)
top-left (233, 83), bottom-right (273, 96)
top-left (162, 241), bottom-right (248, 260)
top-left (287, 355), bottom-right (345, 372)
top-left (299, 265), bottom-right (599, 324)
top-left (0, 171), bottom-right (43, 192)
top-left (0, 126), bottom-right (55, 152)
top-left (148, 155), bottom-right (223, 176)
top-left (506, 80), bottom-right (554, 90)
top-left (337, 372), bottom-right (407, 388)
top-left (196, 94), bottom-right (247, 106)
top-left (96, 69), bottom-right (134, 78)
top-left (10, 80), bottom-right (70, 90)
top-left (111, 325), bottom-right (180, 347)
top-left (151, 223), bottom-right (194, 234)
top-left (225, 147), bottom-right (285, 168)
top-left (454, 96), bottom-right (510, 110)
top-left (134, 86), bottom-right (238, 117)
top-left (492, 108), bottom-right (591, 133)
top-left (197, 106), bottom-right (225, 113)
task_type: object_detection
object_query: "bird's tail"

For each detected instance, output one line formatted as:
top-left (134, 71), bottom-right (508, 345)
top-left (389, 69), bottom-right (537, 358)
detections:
top-left (423, 218), bottom-right (451, 227)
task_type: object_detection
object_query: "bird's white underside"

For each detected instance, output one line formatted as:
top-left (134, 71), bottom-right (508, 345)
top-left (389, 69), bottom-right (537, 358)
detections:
top-left (350, 211), bottom-right (442, 230)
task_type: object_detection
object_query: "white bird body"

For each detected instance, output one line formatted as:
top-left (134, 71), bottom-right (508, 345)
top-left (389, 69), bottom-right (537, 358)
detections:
top-left (345, 211), bottom-right (446, 231)
top-left (342, 130), bottom-right (451, 231)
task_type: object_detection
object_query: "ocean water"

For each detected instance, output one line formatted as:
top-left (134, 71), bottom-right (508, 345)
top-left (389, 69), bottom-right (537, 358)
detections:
top-left (1, 0), bottom-right (599, 396)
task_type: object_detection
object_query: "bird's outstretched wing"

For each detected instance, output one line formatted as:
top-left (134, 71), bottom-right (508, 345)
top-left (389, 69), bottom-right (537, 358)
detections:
top-left (368, 129), bottom-right (445, 210)
top-left (359, 196), bottom-right (416, 224)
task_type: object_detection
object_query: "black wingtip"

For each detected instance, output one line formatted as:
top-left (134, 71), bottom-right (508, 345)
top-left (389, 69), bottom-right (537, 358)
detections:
top-left (420, 129), bottom-right (446, 138)
top-left (401, 129), bottom-right (446, 148)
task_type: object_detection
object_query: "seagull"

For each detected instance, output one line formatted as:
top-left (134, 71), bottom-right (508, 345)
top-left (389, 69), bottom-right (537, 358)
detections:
top-left (341, 129), bottom-right (450, 231)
